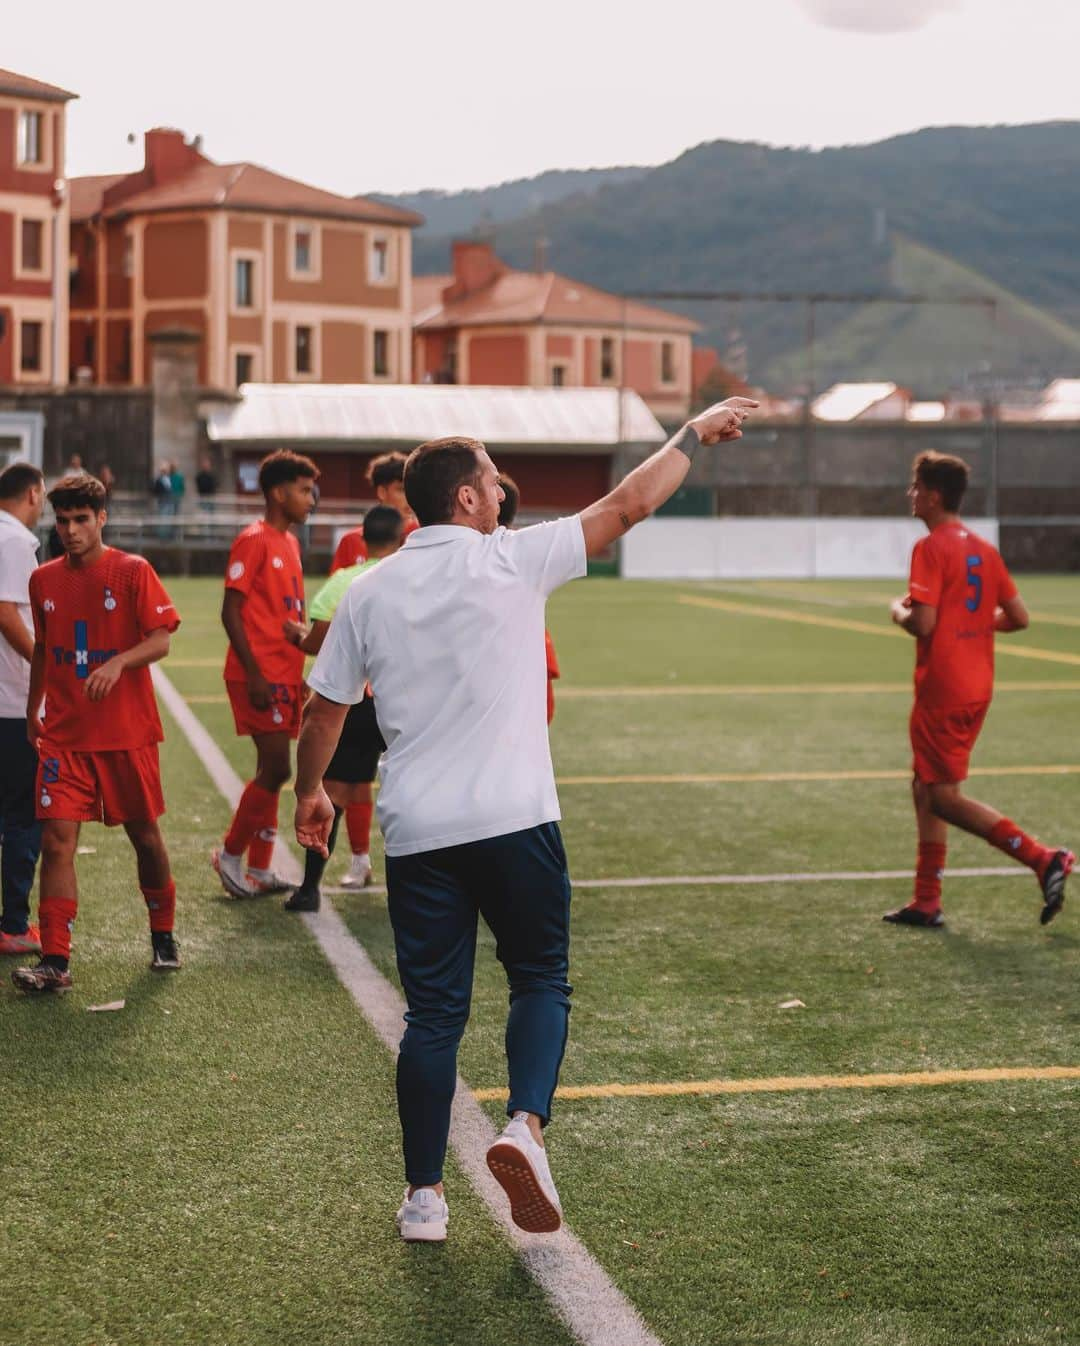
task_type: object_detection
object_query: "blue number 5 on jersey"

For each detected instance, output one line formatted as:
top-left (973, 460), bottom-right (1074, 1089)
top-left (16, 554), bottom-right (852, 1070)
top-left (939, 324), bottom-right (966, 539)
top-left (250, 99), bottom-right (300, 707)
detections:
top-left (965, 555), bottom-right (983, 612)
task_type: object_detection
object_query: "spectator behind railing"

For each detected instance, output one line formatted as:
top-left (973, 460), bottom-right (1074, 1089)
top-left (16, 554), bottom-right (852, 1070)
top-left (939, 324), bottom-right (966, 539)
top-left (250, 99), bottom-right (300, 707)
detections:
top-left (196, 455), bottom-right (218, 514)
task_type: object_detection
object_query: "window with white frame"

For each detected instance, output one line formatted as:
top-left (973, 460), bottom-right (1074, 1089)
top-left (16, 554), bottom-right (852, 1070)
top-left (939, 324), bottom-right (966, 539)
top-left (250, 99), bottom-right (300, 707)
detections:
top-left (235, 351), bottom-right (254, 387)
top-left (20, 321), bottom-right (44, 374)
top-left (295, 325), bottom-right (314, 375)
top-left (600, 336), bottom-right (615, 382)
top-left (661, 340), bottom-right (676, 384)
top-left (373, 330), bottom-right (390, 377)
top-left (122, 235), bottom-right (134, 279)
top-left (551, 364), bottom-right (566, 388)
top-left (235, 257), bottom-right (255, 309)
top-left (371, 237), bottom-right (390, 282)
top-left (294, 228), bottom-right (313, 274)
top-left (20, 219), bottom-right (45, 273)
top-left (17, 110), bottom-right (44, 166)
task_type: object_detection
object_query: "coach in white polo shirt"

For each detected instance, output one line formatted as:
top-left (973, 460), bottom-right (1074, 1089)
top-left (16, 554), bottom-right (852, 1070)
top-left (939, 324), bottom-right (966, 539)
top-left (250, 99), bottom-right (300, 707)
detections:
top-left (294, 396), bottom-right (756, 1243)
top-left (0, 462), bottom-right (45, 955)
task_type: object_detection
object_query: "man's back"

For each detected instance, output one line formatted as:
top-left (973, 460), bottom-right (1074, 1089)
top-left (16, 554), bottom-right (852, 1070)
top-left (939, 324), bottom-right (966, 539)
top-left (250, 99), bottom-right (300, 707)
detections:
top-left (910, 520), bottom-right (1016, 707)
top-left (310, 518), bottom-right (585, 856)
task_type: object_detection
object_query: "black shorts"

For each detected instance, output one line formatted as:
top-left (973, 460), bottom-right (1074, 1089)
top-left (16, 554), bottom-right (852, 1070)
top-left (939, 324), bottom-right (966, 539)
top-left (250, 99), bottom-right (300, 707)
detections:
top-left (326, 695), bottom-right (385, 784)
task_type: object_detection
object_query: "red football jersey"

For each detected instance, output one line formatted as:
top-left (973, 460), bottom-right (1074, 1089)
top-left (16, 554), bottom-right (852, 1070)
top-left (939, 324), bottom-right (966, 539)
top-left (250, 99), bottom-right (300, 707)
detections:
top-left (30, 549), bottom-right (180, 750)
top-left (330, 527), bottom-right (366, 574)
top-left (544, 628), bottom-right (560, 724)
top-left (329, 518), bottom-right (419, 574)
top-left (223, 520), bottom-right (305, 684)
top-left (909, 521), bottom-right (1017, 707)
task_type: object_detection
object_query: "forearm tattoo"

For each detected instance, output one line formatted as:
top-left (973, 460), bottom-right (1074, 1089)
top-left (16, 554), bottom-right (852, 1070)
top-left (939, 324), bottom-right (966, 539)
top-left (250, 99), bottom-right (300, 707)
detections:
top-left (670, 423), bottom-right (701, 460)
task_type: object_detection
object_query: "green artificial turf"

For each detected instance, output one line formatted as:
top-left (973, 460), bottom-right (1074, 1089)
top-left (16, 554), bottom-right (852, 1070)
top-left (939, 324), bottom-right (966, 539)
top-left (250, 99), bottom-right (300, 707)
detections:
top-left (3, 575), bottom-right (1077, 1346)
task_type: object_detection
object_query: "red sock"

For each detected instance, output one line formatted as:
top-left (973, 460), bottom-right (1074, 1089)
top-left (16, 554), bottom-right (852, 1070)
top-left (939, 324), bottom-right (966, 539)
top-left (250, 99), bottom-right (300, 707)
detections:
top-left (40, 896), bottom-right (78, 960)
top-left (247, 805), bottom-right (279, 872)
top-left (346, 801), bottom-right (373, 855)
top-left (223, 782), bottom-right (277, 858)
top-left (141, 878), bottom-right (176, 933)
top-left (988, 818), bottom-right (1054, 876)
top-left (913, 842), bottom-right (946, 912)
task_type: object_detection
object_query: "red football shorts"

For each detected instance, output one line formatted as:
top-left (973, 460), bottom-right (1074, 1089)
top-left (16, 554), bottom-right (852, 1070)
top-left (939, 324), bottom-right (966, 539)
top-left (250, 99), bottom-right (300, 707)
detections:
top-left (36, 744), bottom-right (165, 825)
top-left (226, 681), bottom-right (302, 739)
top-left (910, 701), bottom-right (990, 785)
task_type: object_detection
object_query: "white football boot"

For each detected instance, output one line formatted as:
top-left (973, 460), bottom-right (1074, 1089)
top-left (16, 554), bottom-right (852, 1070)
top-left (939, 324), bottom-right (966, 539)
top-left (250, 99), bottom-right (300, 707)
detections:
top-left (339, 853), bottom-right (373, 889)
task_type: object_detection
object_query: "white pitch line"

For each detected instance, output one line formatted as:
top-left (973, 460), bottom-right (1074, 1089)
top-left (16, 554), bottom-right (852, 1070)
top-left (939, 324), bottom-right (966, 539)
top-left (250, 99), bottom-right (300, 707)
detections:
top-left (152, 666), bottom-right (663, 1346)
top-left (323, 864), bottom-right (1026, 898)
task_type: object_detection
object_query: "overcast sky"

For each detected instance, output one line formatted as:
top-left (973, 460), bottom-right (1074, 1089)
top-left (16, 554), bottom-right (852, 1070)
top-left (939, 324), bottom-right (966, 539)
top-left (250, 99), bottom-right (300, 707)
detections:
top-left (7, 0), bottom-right (1080, 196)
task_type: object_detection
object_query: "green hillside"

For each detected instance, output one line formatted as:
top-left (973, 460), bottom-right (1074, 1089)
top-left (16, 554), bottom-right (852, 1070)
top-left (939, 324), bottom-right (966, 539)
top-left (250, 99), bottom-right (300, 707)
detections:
top-left (388, 124), bottom-right (1080, 394)
top-left (766, 236), bottom-right (1080, 393)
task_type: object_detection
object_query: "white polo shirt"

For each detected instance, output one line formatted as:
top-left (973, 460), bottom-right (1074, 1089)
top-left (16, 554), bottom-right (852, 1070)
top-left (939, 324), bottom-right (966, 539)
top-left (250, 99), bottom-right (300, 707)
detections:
top-left (0, 507), bottom-right (39, 719)
top-left (308, 516), bottom-right (587, 856)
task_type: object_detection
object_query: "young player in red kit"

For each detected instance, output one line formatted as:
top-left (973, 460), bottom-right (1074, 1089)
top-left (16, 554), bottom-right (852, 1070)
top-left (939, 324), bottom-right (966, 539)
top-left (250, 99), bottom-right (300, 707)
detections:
top-left (213, 451), bottom-right (318, 899)
top-left (329, 452), bottom-right (418, 573)
top-left (886, 451), bottom-right (1074, 929)
top-left (12, 473), bottom-right (181, 993)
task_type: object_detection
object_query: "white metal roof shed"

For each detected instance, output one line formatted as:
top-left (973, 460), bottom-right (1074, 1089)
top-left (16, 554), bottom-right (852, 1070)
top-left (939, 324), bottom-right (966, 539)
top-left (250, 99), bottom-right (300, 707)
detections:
top-left (204, 384), bottom-right (665, 449)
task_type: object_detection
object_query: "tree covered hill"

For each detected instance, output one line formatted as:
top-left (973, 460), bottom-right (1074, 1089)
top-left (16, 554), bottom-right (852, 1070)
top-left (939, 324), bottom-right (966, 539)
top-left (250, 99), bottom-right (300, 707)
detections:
top-left (380, 124), bottom-right (1080, 394)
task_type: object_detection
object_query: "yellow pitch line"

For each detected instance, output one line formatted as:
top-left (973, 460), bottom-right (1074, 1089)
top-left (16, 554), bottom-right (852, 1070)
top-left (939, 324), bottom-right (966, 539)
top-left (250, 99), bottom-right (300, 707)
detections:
top-left (166, 658), bottom-right (223, 668)
top-left (184, 694), bottom-right (228, 704)
top-left (560, 679), bottom-right (1080, 698)
top-left (678, 594), bottom-right (1080, 667)
top-left (557, 763), bottom-right (1080, 786)
top-left (472, 1064), bottom-right (1080, 1103)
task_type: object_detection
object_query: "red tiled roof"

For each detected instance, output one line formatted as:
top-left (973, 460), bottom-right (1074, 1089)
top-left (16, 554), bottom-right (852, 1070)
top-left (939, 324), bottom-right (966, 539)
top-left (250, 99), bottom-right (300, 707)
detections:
top-left (88, 160), bottom-right (422, 227)
top-left (69, 173), bottom-right (128, 222)
top-left (0, 68), bottom-right (77, 103)
top-left (416, 269), bottom-right (699, 335)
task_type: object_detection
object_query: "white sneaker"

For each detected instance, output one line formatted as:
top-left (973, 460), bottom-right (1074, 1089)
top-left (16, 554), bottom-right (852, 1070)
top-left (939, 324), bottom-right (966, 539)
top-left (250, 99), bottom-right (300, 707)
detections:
top-left (339, 853), bottom-right (373, 889)
top-left (395, 1186), bottom-right (449, 1242)
top-left (211, 848), bottom-right (258, 899)
top-left (485, 1112), bottom-right (562, 1233)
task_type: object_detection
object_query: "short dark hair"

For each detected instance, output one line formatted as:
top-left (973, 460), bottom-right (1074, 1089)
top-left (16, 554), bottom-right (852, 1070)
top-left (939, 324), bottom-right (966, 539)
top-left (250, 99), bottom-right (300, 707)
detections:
top-left (367, 451), bottom-right (407, 490)
top-left (914, 451), bottom-right (969, 513)
top-left (258, 449), bottom-right (319, 496)
top-left (48, 472), bottom-right (107, 512)
top-left (362, 504), bottom-right (403, 548)
top-left (404, 437), bottom-right (483, 527)
top-left (497, 474), bottom-right (519, 528)
top-left (0, 461), bottom-right (44, 501)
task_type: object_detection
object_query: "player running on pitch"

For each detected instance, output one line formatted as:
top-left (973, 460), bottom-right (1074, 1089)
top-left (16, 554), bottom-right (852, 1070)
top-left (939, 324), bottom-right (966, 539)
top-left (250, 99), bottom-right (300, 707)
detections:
top-left (885, 450), bottom-right (1073, 929)
top-left (213, 450), bottom-right (318, 899)
top-left (13, 473), bottom-right (181, 993)
top-left (282, 504), bottom-right (404, 911)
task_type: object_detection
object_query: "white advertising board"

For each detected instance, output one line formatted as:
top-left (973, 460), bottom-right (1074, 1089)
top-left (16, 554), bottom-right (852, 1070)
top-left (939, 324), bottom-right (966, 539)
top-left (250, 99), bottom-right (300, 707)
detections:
top-left (620, 517), bottom-right (1000, 580)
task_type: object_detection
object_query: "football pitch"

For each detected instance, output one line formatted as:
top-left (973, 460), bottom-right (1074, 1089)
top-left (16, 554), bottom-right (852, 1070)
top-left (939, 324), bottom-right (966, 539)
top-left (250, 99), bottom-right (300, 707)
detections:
top-left (4, 574), bottom-right (1079, 1346)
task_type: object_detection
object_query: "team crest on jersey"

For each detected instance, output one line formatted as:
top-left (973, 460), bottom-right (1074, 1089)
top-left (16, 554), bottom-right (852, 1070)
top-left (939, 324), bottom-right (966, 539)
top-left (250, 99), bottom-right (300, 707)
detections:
top-left (43, 599), bottom-right (55, 612)
top-left (40, 792), bottom-right (52, 808)
top-left (272, 707), bottom-right (284, 725)
top-left (272, 556), bottom-right (284, 570)
top-left (229, 561), bottom-right (245, 580)
top-left (104, 587), bottom-right (117, 611)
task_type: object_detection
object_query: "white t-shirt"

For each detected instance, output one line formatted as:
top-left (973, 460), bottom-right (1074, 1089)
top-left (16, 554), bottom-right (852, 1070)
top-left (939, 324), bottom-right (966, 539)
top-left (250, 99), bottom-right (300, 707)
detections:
top-left (0, 508), bottom-right (39, 719)
top-left (308, 516), bottom-right (587, 856)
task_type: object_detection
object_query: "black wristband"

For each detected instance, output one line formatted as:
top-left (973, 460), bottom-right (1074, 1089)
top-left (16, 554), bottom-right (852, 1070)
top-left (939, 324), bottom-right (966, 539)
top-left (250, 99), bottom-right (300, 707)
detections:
top-left (671, 423), bottom-right (701, 460)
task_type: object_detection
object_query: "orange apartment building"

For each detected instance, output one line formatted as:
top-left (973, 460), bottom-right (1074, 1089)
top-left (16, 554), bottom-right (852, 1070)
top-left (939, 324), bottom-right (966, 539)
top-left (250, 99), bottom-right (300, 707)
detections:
top-left (0, 68), bottom-right (76, 386)
top-left (69, 129), bottom-right (422, 389)
top-left (412, 242), bottom-right (699, 422)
